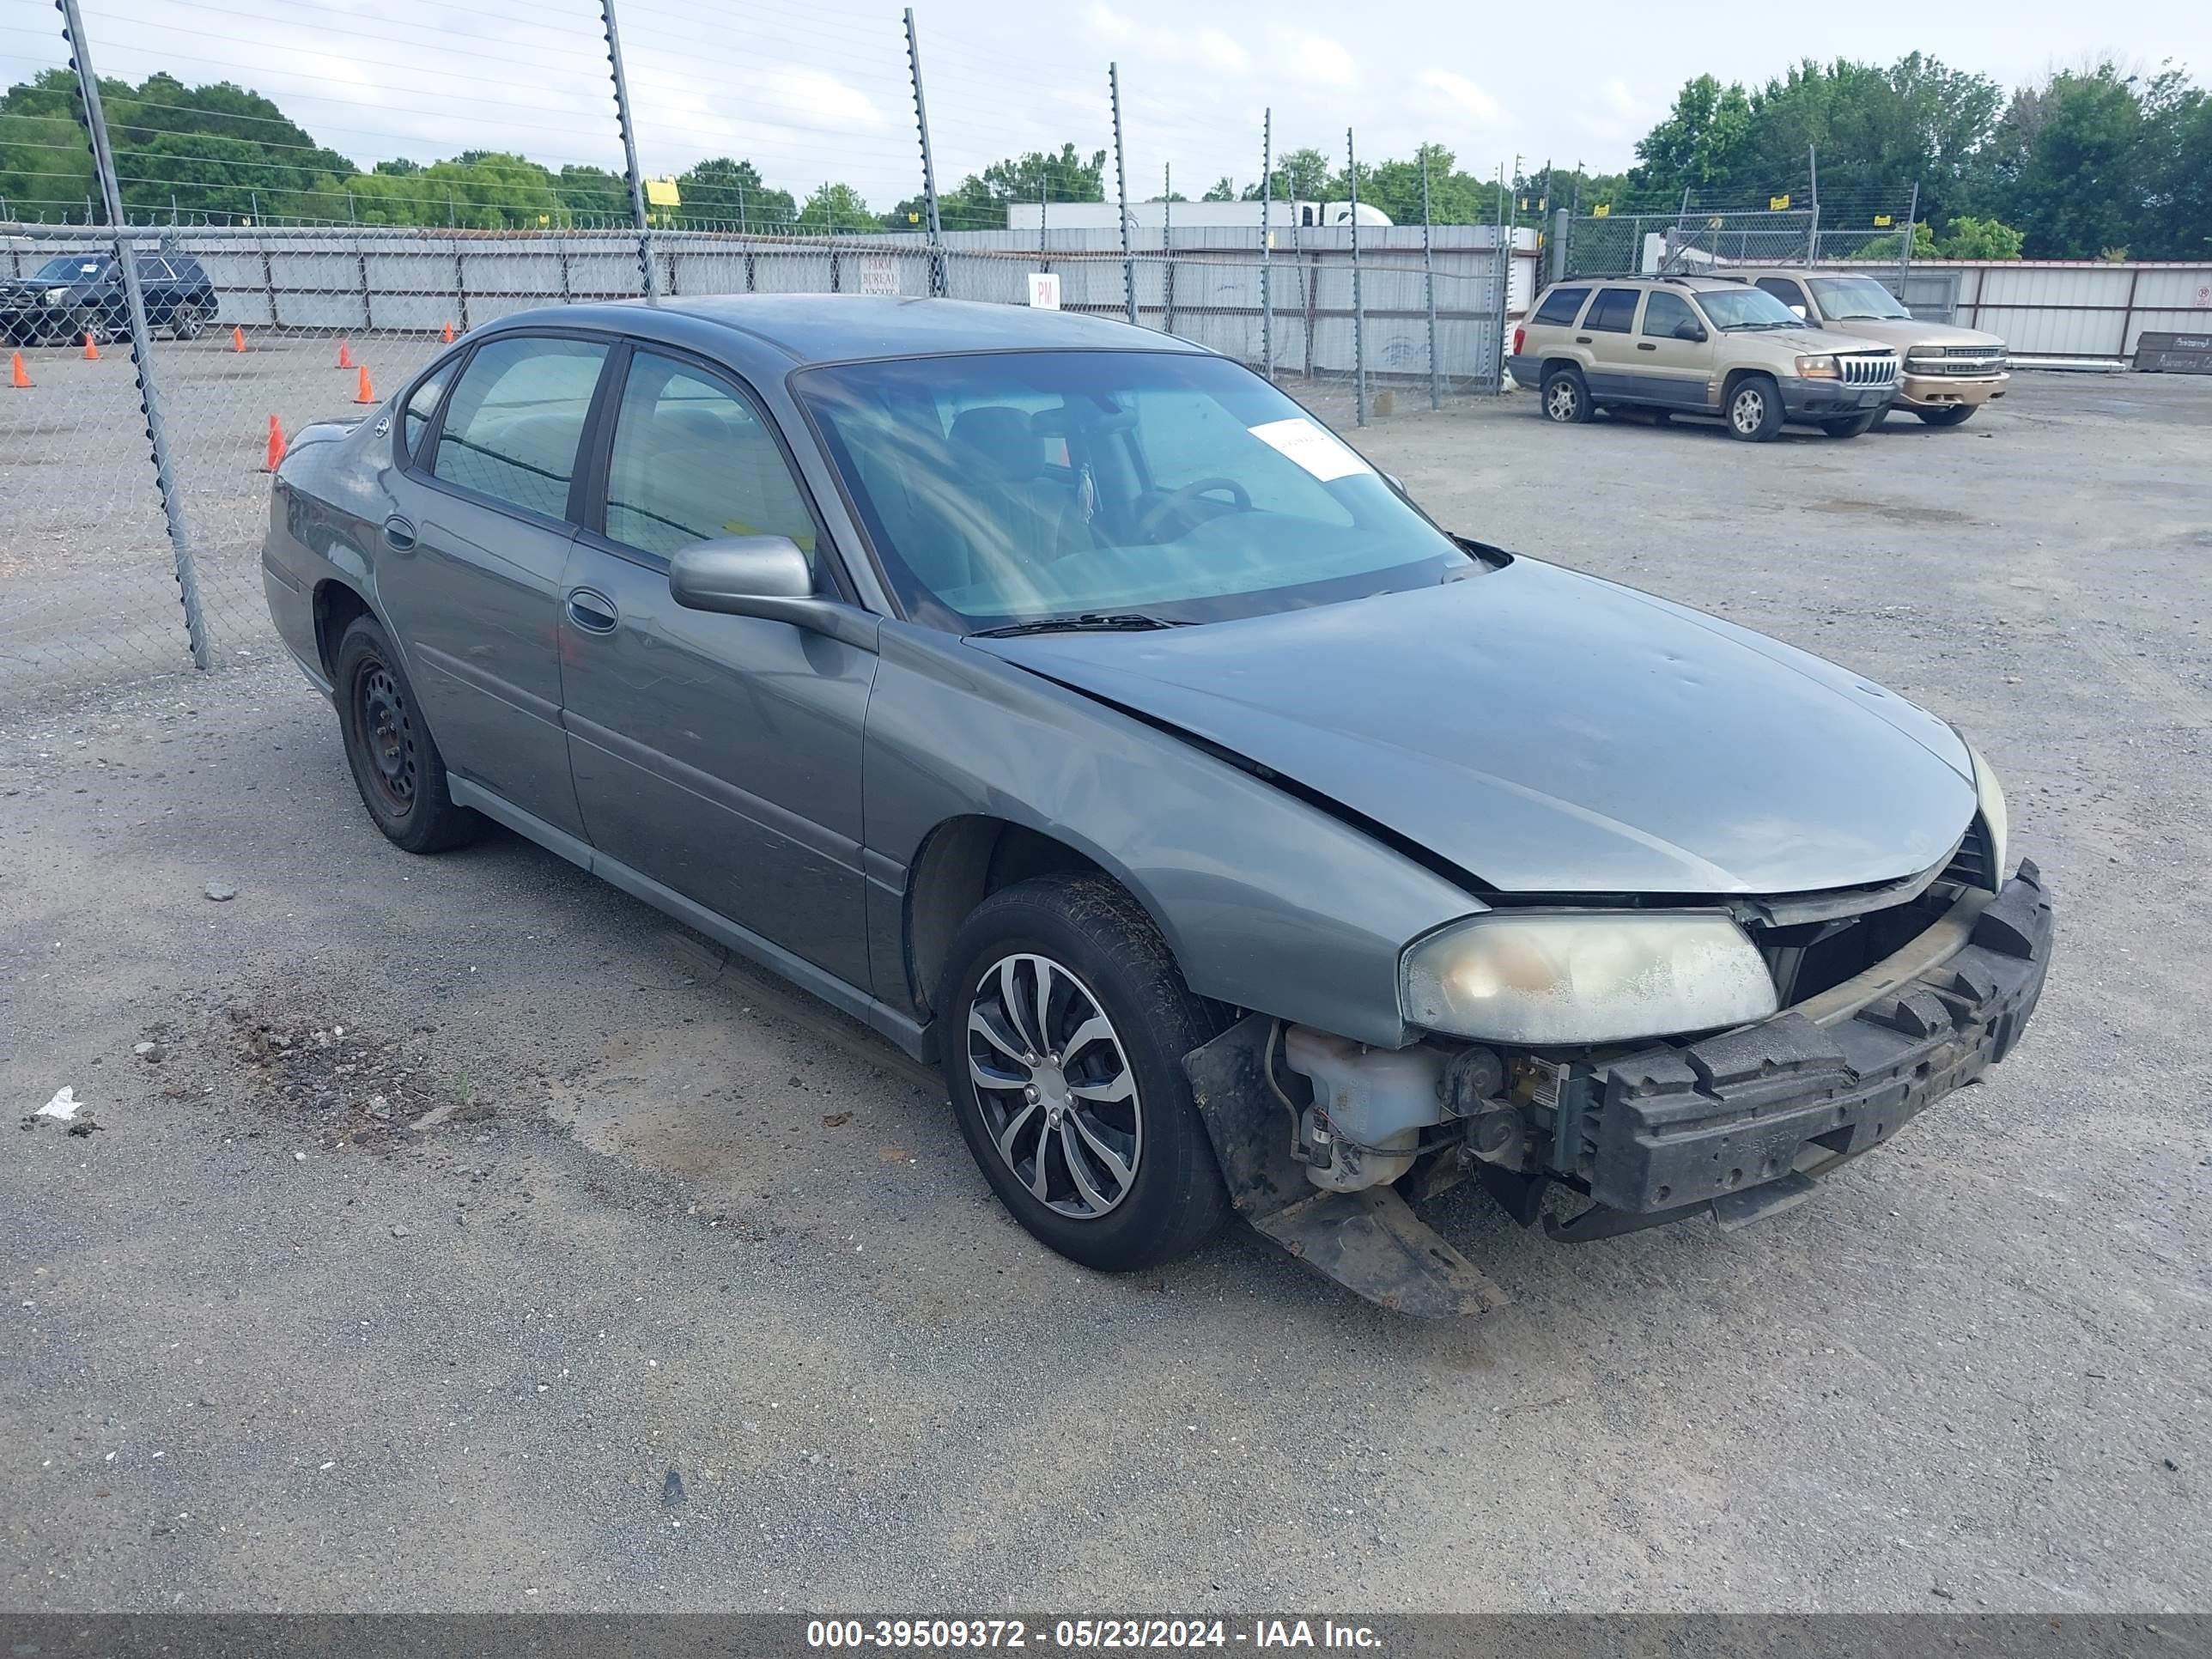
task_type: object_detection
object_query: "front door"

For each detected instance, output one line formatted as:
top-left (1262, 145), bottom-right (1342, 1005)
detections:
top-left (559, 345), bottom-right (877, 988)
top-left (381, 331), bottom-right (611, 840)
top-left (1632, 289), bottom-right (1716, 410)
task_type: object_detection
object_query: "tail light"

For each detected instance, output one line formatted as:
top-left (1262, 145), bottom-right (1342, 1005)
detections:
top-left (1512, 325), bottom-right (1525, 356)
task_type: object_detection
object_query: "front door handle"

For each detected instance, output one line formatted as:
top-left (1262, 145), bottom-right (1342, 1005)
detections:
top-left (1636, 342), bottom-right (1658, 351)
top-left (1574, 335), bottom-right (1592, 344)
top-left (567, 587), bottom-right (619, 634)
top-left (382, 515), bottom-right (416, 551)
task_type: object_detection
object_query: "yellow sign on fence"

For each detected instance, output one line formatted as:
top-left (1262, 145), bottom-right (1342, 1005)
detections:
top-left (644, 177), bottom-right (682, 207)
top-left (1769, 193), bottom-right (1791, 210)
top-left (1592, 204), bottom-right (1610, 217)
top-left (1873, 214), bottom-right (1893, 227)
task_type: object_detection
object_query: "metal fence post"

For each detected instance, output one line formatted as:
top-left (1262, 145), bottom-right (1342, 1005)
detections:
top-left (1420, 150), bottom-right (1438, 410)
top-left (1806, 144), bottom-right (1821, 263)
top-left (1109, 64), bottom-right (1135, 326)
top-left (903, 8), bottom-right (945, 297)
top-left (1348, 129), bottom-right (1365, 427)
top-left (1899, 179), bottom-right (1920, 291)
top-left (599, 0), bottom-right (659, 304)
top-left (1162, 165), bottom-right (1175, 336)
top-left (1260, 109), bottom-right (1273, 382)
top-left (54, 0), bottom-right (211, 669)
top-left (1493, 165), bottom-right (1509, 396)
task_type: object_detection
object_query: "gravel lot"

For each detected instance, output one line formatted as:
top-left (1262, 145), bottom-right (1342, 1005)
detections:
top-left (3, 372), bottom-right (2209, 1613)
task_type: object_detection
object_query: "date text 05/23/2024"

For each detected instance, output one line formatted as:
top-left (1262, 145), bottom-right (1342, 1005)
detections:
top-left (806, 1620), bottom-right (1383, 1650)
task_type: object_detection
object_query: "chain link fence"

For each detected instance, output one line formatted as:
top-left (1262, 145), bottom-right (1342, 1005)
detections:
top-left (1555, 188), bottom-right (1921, 282)
top-left (1, 1), bottom-right (1530, 702)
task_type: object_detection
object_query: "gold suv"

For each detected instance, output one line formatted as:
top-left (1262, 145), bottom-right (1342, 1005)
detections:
top-left (1732, 268), bottom-right (2008, 427)
top-left (1509, 275), bottom-right (1899, 441)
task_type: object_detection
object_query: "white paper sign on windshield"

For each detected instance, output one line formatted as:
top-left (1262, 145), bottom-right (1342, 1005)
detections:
top-left (1247, 417), bottom-right (1372, 483)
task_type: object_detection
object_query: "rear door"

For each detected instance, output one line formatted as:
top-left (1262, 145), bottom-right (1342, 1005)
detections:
top-left (381, 331), bottom-right (611, 840)
top-left (558, 343), bottom-right (877, 988)
top-left (1577, 286), bottom-right (1644, 400)
top-left (1632, 289), bottom-right (1713, 409)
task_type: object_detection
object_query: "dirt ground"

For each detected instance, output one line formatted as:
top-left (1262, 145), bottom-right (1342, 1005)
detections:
top-left (2, 372), bottom-right (2209, 1613)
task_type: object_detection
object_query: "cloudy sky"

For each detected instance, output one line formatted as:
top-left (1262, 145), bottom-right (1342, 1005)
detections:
top-left (7, 0), bottom-right (2207, 210)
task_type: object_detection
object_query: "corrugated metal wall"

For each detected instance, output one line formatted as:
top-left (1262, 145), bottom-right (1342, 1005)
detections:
top-left (1887, 261), bottom-right (2212, 363)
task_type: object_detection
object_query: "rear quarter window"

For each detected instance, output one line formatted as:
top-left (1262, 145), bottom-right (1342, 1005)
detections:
top-left (1532, 286), bottom-right (1589, 326)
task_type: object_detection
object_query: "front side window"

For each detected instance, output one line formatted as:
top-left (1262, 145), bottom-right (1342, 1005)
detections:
top-left (1641, 290), bottom-right (1698, 337)
top-left (603, 350), bottom-right (817, 562)
top-left (1583, 288), bottom-right (1640, 332)
top-left (1808, 276), bottom-right (1912, 322)
top-left (430, 335), bottom-right (608, 520)
top-left (796, 349), bottom-right (1473, 633)
top-left (1532, 285), bottom-right (1589, 326)
top-left (1754, 276), bottom-right (1810, 316)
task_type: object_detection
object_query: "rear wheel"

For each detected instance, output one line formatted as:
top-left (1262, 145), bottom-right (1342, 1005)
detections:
top-left (1821, 410), bottom-right (1881, 439)
top-left (171, 304), bottom-right (210, 342)
top-left (1726, 374), bottom-right (1784, 442)
top-left (939, 874), bottom-right (1230, 1273)
top-left (1540, 366), bottom-right (1592, 425)
top-left (1917, 404), bottom-right (1976, 428)
top-left (333, 614), bottom-right (482, 854)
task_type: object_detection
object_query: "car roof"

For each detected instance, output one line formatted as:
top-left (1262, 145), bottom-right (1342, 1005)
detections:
top-left (477, 294), bottom-right (1201, 366)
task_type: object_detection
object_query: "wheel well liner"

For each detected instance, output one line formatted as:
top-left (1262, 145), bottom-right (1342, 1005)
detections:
top-left (905, 817), bottom-right (1127, 1019)
top-left (313, 580), bottom-right (372, 681)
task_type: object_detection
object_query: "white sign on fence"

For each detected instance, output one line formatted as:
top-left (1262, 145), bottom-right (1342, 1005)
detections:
top-left (857, 252), bottom-right (900, 297)
top-left (1026, 271), bottom-right (1061, 310)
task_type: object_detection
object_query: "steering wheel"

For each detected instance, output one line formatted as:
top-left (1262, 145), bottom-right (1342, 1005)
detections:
top-left (1137, 476), bottom-right (1252, 540)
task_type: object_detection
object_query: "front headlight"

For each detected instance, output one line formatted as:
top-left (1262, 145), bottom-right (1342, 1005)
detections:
top-left (1401, 911), bottom-right (1778, 1046)
top-left (1796, 354), bottom-right (1839, 379)
top-left (1964, 739), bottom-right (2008, 887)
top-left (42, 287), bottom-right (67, 304)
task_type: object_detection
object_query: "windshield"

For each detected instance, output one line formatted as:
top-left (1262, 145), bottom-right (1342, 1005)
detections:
top-left (1808, 276), bottom-right (1911, 321)
top-left (1693, 287), bottom-right (1802, 331)
top-left (32, 255), bottom-right (107, 282)
top-left (795, 350), bottom-right (1472, 632)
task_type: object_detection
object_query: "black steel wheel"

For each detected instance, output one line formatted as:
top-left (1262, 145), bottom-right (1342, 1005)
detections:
top-left (333, 613), bottom-right (481, 854)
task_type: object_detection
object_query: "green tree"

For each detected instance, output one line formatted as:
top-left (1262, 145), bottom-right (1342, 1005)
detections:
top-left (1241, 146), bottom-right (1334, 204)
top-left (676, 156), bottom-right (794, 228)
top-left (1938, 215), bottom-right (2025, 258)
top-left (795, 181), bottom-right (872, 234)
top-left (1984, 64), bottom-right (2147, 257)
top-left (1632, 75), bottom-right (1756, 196)
top-left (1201, 175), bottom-right (1236, 201)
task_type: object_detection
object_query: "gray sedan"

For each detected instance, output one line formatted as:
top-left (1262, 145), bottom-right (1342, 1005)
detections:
top-left (261, 296), bottom-right (2051, 1316)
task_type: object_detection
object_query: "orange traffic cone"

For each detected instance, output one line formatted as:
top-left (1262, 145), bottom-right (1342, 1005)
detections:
top-left (82, 331), bottom-right (100, 360)
top-left (231, 325), bottom-right (246, 353)
top-left (263, 414), bottom-right (286, 472)
top-left (9, 350), bottom-right (28, 388)
top-left (354, 364), bottom-right (376, 404)
top-left (441, 320), bottom-right (455, 343)
top-left (337, 338), bottom-right (353, 369)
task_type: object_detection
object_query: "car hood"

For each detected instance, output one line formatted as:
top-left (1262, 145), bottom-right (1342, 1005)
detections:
top-left (1819, 318), bottom-right (2004, 351)
top-left (973, 557), bottom-right (1976, 896)
top-left (1778, 326), bottom-right (1896, 356)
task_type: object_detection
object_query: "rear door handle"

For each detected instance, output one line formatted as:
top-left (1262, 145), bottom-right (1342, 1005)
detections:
top-left (1574, 335), bottom-right (1592, 344)
top-left (1636, 342), bottom-right (1658, 351)
top-left (567, 587), bottom-right (618, 633)
top-left (381, 515), bottom-right (416, 551)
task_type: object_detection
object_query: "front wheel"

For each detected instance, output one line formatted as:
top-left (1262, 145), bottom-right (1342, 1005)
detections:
top-left (171, 304), bottom-right (210, 342)
top-left (1726, 375), bottom-right (1784, 441)
top-left (940, 875), bottom-right (1230, 1273)
top-left (1917, 404), bottom-right (1976, 428)
top-left (333, 614), bottom-right (482, 854)
top-left (1822, 410), bottom-right (1881, 439)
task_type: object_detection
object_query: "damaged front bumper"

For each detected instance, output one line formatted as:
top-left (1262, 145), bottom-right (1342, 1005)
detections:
top-left (1185, 863), bottom-right (2054, 1316)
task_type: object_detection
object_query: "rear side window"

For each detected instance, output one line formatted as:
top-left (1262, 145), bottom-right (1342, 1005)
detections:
top-left (431, 336), bottom-right (608, 520)
top-left (1583, 288), bottom-right (1640, 332)
top-left (1532, 286), bottom-right (1589, 326)
top-left (1641, 291), bottom-right (1698, 337)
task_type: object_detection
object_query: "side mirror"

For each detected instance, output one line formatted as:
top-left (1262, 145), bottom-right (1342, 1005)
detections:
top-left (1790, 304), bottom-right (1808, 319)
top-left (1674, 319), bottom-right (1707, 343)
top-left (667, 536), bottom-right (879, 650)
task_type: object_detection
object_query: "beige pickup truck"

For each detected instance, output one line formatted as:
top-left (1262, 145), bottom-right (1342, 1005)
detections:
top-left (1734, 268), bottom-right (2009, 427)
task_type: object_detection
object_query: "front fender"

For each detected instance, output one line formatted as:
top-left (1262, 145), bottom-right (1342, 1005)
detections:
top-left (863, 623), bottom-right (1486, 1049)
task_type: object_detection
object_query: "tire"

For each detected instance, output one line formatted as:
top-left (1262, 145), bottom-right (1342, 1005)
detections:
top-left (939, 874), bottom-right (1231, 1273)
top-left (1916, 404), bottom-right (1976, 428)
top-left (332, 614), bottom-right (482, 854)
top-left (1650, 409), bottom-right (1673, 426)
top-left (1821, 410), bottom-right (1881, 439)
top-left (171, 305), bottom-right (209, 342)
top-left (1540, 366), bottom-right (1592, 424)
top-left (1725, 374), bottom-right (1784, 441)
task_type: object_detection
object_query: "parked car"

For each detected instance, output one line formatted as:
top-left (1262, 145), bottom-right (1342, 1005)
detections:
top-left (1731, 267), bottom-right (2009, 427)
top-left (1509, 274), bottom-right (1900, 440)
top-left (261, 296), bottom-right (2051, 1316)
top-left (0, 251), bottom-right (218, 345)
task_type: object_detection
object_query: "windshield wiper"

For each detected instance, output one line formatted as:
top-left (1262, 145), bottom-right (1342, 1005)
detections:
top-left (969, 611), bottom-right (1190, 639)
